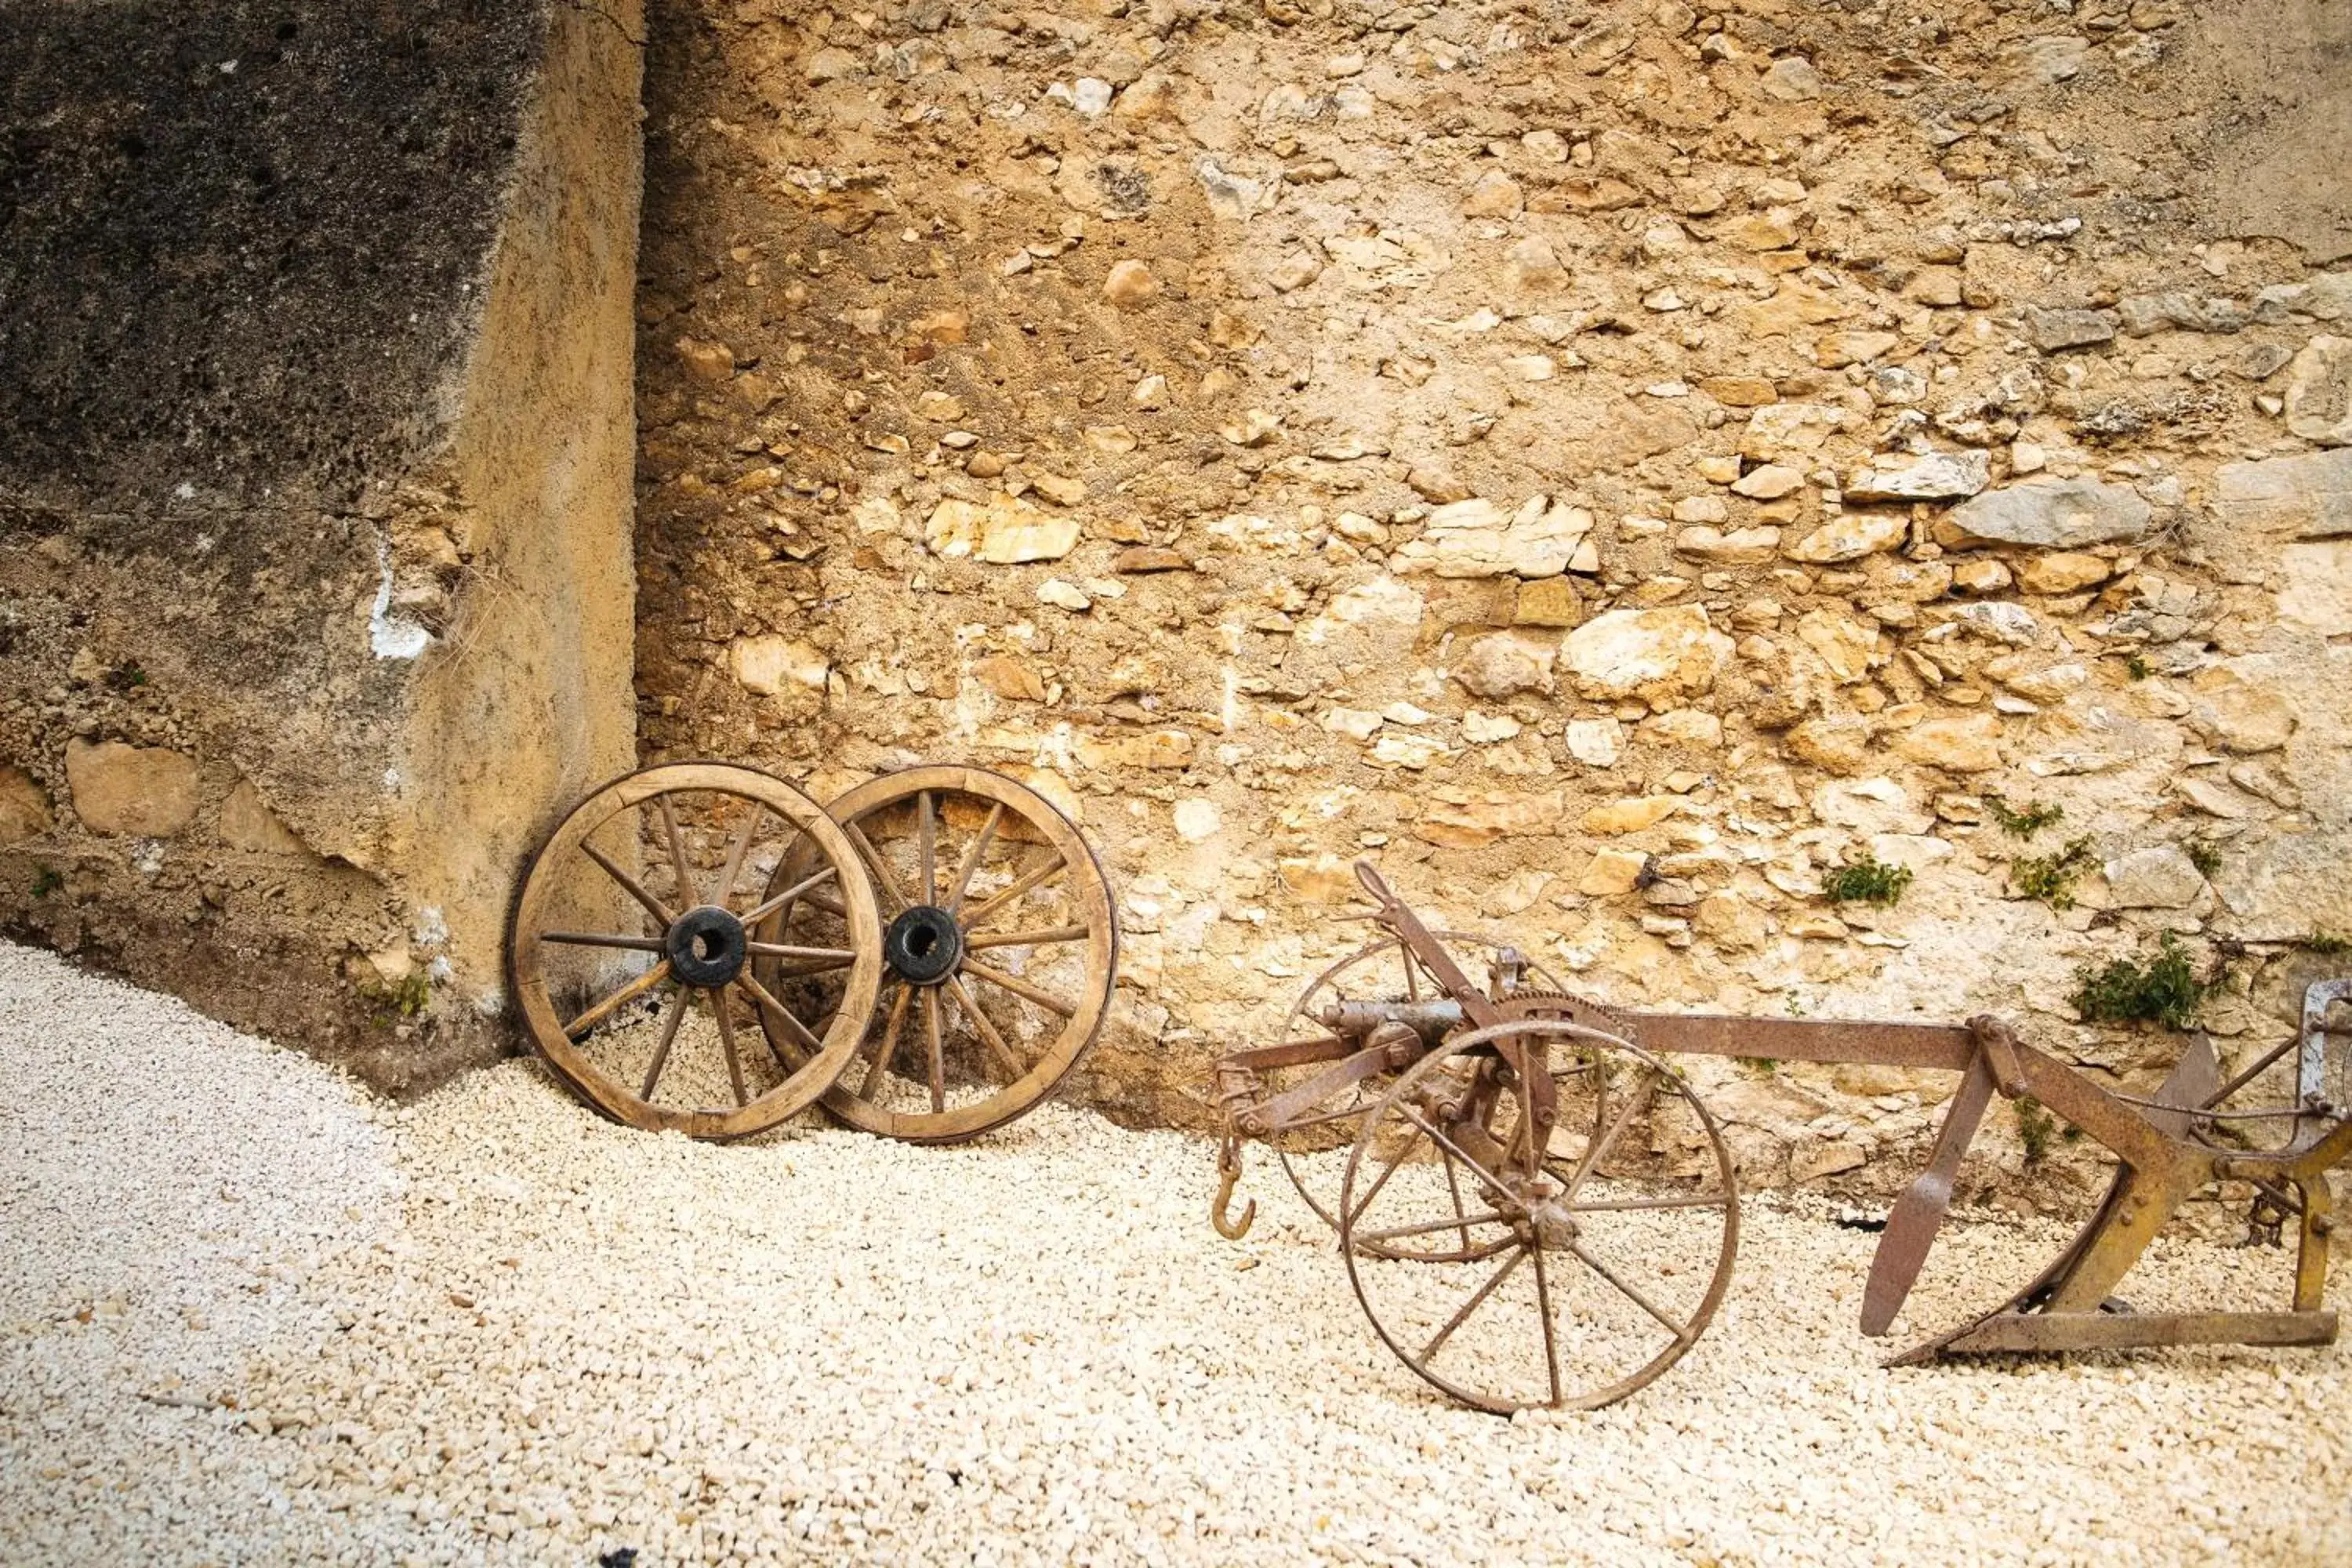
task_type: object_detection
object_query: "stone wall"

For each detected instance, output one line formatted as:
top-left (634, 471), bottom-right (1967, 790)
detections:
top-left (0, 1), bottom-right (645, 1089)
top-left (630, 0), bottom-right (2352, 1205)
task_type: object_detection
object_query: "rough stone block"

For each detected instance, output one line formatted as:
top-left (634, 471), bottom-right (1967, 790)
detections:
top-left (0, 1), bottom-right (644, 1090)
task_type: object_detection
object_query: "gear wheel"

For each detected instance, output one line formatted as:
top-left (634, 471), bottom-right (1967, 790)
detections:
top-left (1497, 985), bottom-right (1640, 1045)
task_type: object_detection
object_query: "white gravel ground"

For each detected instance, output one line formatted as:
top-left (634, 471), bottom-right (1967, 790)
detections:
top-left (3, 941), bottom-right (2347, 1566)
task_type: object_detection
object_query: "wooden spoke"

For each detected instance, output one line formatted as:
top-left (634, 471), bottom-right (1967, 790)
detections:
top-left (799, 889), bottom-right (850, 917)
top-left (768, 765), bottom-right (1113, 1144)
top-left (945, 802), bottom-right (1002, 915)
top-left (1403, 938), bottom-right (1419, 1000)
top-left (845, 820), bottom-right (912, 915)
top-left (513, 764), bottom-right (884, 1140)
top-left (1567, 1240), bottom-right (1693, 1343)
top-left (736, 971), bottom-right (822, 1058)
top-left (946, 973), bottom-right (1025, 1081)
top-left (711, 800), bottom-right (767, 911)
top-left (657, 793), bottom-right (699, 909)
top-left (743, 943), bottom-right (859, 963)
top-left (860, 985), bottom-right (913, 1100)
top-left (741, 863), bottom-right (839, 928)
top-left (757, 956), bottom-right (861, 981)
top-left (564, 960), bottom-right (673, 1039)
top-left (583, 840), bottom-right (677, 928)
top-left (916, 789), bottom-right (937, 906)
top-left (637, 987), bottom-right (692, 1102)
top-left (922, 987), bottom-right (946, 1113)
top-left (1532, 1243), bottom-right (1564, 1407)
top-left (962, 957), bottom-right (1076, 1018)
top-left (1421, 1247), bottom-right (1527, 1363)
top-left (960, 853), bottom-right (1065, 933)
top-left (963, 924), bottom-right (1089, 951)
top-left (710, 990), bottom-right (750, 1108)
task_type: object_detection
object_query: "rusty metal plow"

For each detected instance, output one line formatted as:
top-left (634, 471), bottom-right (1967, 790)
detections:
top-left (1207, 860), bottom-right (2352, 1413)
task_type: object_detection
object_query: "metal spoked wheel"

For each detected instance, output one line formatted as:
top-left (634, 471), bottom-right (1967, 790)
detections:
top-left (752, 765), bottom-right (1118, 1144)
top-left (1261, 933), bottom-right (1581, 1237)
top-left (1339, 1021), bottom-right (1740, 1413)
top-left (508, 762), bottom-right (885, 1139)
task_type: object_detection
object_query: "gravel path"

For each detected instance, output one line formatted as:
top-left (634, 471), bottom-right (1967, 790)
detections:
top-left (3, 942), bottom-right (2346, 1566)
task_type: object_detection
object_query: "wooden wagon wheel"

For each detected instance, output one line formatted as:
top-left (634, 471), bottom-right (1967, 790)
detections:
top-left (1339, 1020), bottom-right (1740, 1413)
top-left (509, 762), bottom-right (884, 1139)
top-left (751, 765), bottom-right (1117, 1144)
top-left (1260, 932), bottom-right (1574, 1237)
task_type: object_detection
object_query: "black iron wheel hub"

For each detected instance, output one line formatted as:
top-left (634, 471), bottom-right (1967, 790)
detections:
top-left (885, 905), bottom-right (964, 985)
top-left (666, 904), bottom-right (748, 989)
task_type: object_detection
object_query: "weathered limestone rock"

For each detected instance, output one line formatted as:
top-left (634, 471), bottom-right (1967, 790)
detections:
top-left (1453, 633), bottom-right (1555, 698)
top-left (1515, 576), bottom-right (1584, 626)
top-left (1795, 609), bottom-right (1882, 684)
top-left (0, 0), bottom-right (644, 1088)
top-left (1173, 799), bottom-right (1221, 842)
top-left (2213, 446), bottom-right (2352, 538)
top-left (1559, 607), bottom-right (1732, 702)
top-left (1788, 714), bottom-right (1872, 775)
top-left (1577, 848), bottom-right (1646, 895)
top-left (2103, 845), bottom-right (2207, 909)
top-left (1392, 497), bottom-right (1592, 579)
top-left (218, 779), bottom-right (309, 857)
top-left (926, 495), bottom-right (1082, 563)
top-left (730, 636), bottom-right (829, 695)
top-left (1892, 714), bottom-right (2004, 772)
top-left (0, 765), bottom-right (55, 844)
top-left (64, 740), bottom-right (201, 837)
top-left (1278, 855), bottom-right (1358, 905)
top-left (2278, 540), bottom-right (2352, 631)
top-left (2285, 336), bottom-right (2352, 444)
top-left (1943, 478), bottom-right (2153, 548)
top-left (1784, 510), bottom-right (1906, 564)
top-left (1102, 260), bottom-right (1160, 308)
top-left (1563, 717), bottom-right (1622, 768)
top-left (1076, 731), bottom-right (1195, 770)
top-left (2024, 306), bottom-right (2118, 350)
top-left (1694, 891), bottom-right (1768, 949)
top-left (1583, 796), bottom-right (1679, 833)
top-left (1414, 792), bottom-right (1562, 848)
top-left (973, 653), bottom-right (1047, 702)
top-left (2016, 553), bottom-right (2112, 595)
top-left (1843, 450), bottom-right (1990, 502)
top-left (2186, 670), bottom-right (2297, 753)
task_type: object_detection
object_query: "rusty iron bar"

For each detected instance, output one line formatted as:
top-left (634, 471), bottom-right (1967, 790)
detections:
top-left (1207, 858), bottom-right (2352, 1414)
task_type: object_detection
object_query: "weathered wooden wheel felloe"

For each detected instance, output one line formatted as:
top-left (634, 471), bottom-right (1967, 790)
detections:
top-left (1210, 859), bottom-right (2352, 1414)
top-left (510, 761), bottom-right (1117, 1146)
top-left (509, 762), bottom-right (885, 1139)
top-left (753, 764), bottom-right (1118, 1145)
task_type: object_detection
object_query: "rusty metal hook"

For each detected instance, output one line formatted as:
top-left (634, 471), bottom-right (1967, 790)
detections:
top-left (1212, 1138), bottom-right (1256, 1240)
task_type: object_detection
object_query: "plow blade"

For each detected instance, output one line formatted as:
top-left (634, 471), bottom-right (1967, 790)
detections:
top-left (1940, 1308), bottom-right (2337, 1355)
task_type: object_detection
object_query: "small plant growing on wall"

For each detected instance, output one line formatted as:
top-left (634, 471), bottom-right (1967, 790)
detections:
top-left (2071, 933), bottom-right (2207, 1031)
top-left (2306, 931), bottom-right (2352, 957)
top-left (1986, 794), bottom-right (2063, 838)
top-left (1824, 851), bottom-right (1912, 907)
top-left (2012, 836), bottom-right (2096, 909)
top-left (2186, 840), bottom-right (2222, 878)
top-left (2013, 1094), bottom-right (2057, 1166)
